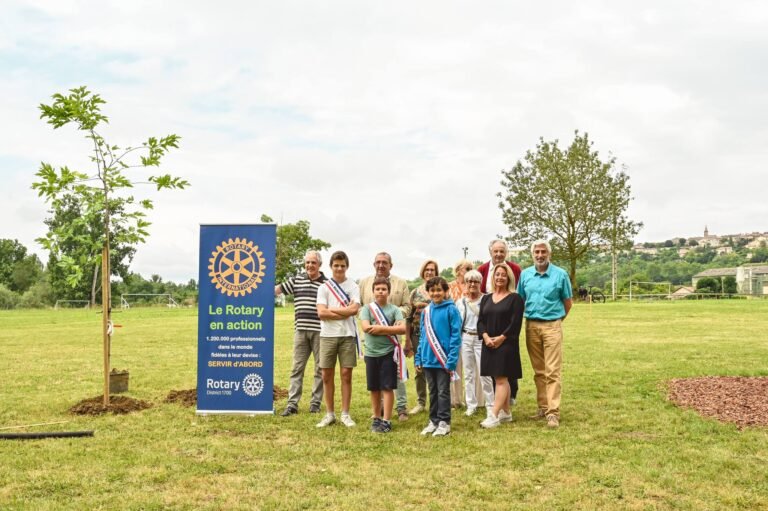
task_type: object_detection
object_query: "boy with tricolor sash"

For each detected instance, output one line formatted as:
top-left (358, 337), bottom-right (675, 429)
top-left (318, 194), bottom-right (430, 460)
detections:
top-left (360, 277), bottom-right (407, 433)
top-left (415, 276), bottom-right (462, 437)
top-left (316, 251), bottom-right (361, 428)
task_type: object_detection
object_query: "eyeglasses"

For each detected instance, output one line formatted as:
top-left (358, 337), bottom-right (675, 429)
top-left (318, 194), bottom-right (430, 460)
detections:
top-left (467, 281), bottom-right (480, 285)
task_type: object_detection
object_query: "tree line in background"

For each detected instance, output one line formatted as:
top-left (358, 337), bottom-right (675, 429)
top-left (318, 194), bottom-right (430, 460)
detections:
top-left (3, 234), bottom-right (764, 309)
top-left (0, 237), bottom-right (199, 309)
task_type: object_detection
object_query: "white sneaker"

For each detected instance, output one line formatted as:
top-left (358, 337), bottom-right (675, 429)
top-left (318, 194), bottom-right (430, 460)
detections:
top-left (498, 410), bottom-right (513, 423)
top-left (340, 414), bottom-right (356, 427)
top-left (409, 404), bottom-right (425, 415)
top-left (432, 421), bottom-right (451, 436)
top-left (480, 413), bottom-right (498, 428)
top-left (316, 413), bottom-right (336, 428)
top-left (420, 421), bottom-right (437, 436)
top-left (465, 407), bottom-right (477, 417)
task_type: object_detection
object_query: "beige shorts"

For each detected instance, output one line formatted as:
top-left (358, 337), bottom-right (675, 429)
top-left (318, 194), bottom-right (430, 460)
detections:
top-left (319, 336), bottom-right (358, 369)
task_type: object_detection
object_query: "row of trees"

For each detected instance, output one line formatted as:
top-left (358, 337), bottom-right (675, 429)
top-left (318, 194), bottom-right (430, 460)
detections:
top-left (0, 238), bottom-right (200, 309)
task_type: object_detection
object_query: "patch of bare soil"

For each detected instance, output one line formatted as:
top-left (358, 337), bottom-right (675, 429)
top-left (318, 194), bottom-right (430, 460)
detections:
top-left (163, 386), bottom-right (290, 408)
top-left (668, 376), bottom-right (768, 429)
top-left (273, 385), bottom-right (289, 400)
top-left (165, 389), bottom-right (197, 406)
top-left (69, 395), bottom-right (153, 416)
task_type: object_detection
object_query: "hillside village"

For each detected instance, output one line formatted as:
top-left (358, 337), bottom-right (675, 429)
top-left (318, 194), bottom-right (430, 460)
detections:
top-left (633, 226), bottom-right (768, 258)
top-left (631, 227), bottom-right (768, 296)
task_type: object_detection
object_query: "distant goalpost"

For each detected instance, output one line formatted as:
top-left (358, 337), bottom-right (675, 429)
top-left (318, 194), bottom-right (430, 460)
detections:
top-left (627, 281), bottom-right (672, 302)
top-left (120, 293), bottom-right (179, 309)
top-left (54, 300), bottom-right (91, 310)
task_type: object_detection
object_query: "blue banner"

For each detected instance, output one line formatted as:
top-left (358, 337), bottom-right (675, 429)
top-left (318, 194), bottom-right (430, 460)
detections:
top-left (197, 224), bottom-right (276, 414)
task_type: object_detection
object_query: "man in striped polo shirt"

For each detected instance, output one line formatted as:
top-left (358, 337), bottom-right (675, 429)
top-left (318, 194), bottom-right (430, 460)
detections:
top-left (275, 250), bottom-right (327, 416)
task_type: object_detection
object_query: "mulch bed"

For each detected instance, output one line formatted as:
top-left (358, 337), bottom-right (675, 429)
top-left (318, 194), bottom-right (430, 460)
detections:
top-left (69, 395), bottom-right (153, 416)
top-left (668, 376), bottom-right (768, 429)
top-left (164, 386), bottom-right (290, 407)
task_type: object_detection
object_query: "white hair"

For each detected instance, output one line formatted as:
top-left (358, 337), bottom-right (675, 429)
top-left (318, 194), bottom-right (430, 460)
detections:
top-left (530, 240), bottom-right (552, 255)
top-left (464, 270), bottom-right (482, 283)
top-left (304, 250), bottom-right (322, 265)
top-left (488, 239), bottom-right (508, 252)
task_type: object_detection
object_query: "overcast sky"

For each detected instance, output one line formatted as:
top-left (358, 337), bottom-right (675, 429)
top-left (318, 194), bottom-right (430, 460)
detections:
top-left (2, 1), bottom-right (767, 282)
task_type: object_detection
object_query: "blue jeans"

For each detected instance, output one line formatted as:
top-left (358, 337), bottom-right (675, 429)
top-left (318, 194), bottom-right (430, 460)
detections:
top-left (424, 368), bottom-right (451, 425)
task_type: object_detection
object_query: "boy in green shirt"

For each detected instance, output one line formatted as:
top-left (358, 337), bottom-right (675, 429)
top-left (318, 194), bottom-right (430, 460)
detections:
top-left (360, 277), bottom-right (407, 433)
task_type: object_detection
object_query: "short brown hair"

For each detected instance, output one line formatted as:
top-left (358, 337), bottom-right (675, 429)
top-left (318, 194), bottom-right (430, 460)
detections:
top-left (330, 250), bottom-right (349, 267)
top-left (372, 276), bottom-right (390, 292)
top-left (426, 276), bottom-right (449, 292)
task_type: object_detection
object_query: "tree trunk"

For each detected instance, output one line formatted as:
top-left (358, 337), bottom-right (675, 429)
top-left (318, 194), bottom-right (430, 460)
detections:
top-left (569, 259), bottom-right (577, 292)
top-left (611, 248), bottom-right (617, 301)
top-left (101, 246), bottom-right (110, 405)
top-left (90, 261), bottom-right (100, 307)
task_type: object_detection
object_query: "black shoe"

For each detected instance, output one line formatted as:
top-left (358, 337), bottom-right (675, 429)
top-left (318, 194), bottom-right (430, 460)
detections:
top-left (280, 406), bottom-right (298, 417)
top-left (309, 404), bottom-right (321, 413)
top-left (374, 420), bottom-right (392, 434)
top-left (370, 417), bottom-right (382, 432)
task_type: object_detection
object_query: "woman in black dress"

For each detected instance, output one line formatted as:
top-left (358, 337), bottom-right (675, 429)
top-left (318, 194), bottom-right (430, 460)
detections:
top-left (478, 263), bottom-right (524, 428)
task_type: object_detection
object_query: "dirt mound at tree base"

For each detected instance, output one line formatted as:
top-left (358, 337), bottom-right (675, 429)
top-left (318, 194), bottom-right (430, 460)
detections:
top-left (164, 386), bottom-right (290, 407)
top-left (668, 376), bottom-right (768, 429)
top-left (70, 395), bottom-right (153, 416)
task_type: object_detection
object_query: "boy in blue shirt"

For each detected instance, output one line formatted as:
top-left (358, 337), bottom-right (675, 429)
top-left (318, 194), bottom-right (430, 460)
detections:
top-left (415, 277), bottom-right (462, 437)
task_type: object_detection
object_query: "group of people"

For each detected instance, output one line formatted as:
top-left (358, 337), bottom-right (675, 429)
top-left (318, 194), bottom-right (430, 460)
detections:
top-left (274, 239), bottom-right (572, 435)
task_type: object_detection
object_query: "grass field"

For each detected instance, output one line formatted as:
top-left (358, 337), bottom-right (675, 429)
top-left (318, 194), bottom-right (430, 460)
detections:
top-left (1, 301), bottom-right (767, 510)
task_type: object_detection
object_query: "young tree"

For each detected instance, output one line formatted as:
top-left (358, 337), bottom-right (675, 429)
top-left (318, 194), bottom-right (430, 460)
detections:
top-left (33, 86), bottom-right (188, 404)
top-left (260, 214), bottom-right (331, 283)
top-left (498, 131), bottom-right (641, 289)
top-left (44, 193), bottom-right (137, 304)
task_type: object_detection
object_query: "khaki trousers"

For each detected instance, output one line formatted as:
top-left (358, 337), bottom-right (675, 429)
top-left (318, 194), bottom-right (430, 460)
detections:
top-left (287, 329), bottom-right (323, 410)
top-left (525, 319), bottom-right (563, 418)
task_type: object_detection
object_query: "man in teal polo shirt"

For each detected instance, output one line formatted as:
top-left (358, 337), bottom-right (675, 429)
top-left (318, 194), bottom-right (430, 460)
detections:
top-left (517, 240), bottom-right (572, 429)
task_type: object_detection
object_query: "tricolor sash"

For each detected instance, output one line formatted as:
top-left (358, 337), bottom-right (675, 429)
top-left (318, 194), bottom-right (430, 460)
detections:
top-left (423, 304), bottom-right (460, 381)
top-left (369, 302), bottom-right (408, 381)
top-left (325, 279), bottom-right (362, 357)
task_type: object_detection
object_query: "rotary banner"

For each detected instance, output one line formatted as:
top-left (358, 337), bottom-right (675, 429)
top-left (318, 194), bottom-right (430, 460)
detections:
top-left (197, 224), bottom-right (276, 414)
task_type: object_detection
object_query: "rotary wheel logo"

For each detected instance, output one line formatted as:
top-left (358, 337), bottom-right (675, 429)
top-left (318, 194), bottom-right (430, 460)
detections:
top-left (242, 373), bottom-right (264, 397)
top-left (208, 237), bottom-right (266, 297)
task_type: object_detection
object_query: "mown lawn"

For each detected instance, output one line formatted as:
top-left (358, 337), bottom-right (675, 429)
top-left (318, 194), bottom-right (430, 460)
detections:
top-left (1, 300), bottom-right (767, 510)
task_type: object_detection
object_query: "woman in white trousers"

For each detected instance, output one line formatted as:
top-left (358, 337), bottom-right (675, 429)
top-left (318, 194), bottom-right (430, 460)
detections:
top-left (457, 270), bottom-right (495, 417)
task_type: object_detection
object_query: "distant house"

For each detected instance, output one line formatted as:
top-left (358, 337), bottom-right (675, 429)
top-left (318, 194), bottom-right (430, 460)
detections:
top-left (692, 265), bottom-right (768, 296)
top-left (745, 236), bottom-right (768, 250)
top-left (691, 268), bottom-right (737, 287)
top-left (736, 264), bottom-right (768, 296)
top-left (633, 245), bottom-right (658, 255)
top-left (716, 246), bottom-right (733, 255)
top-left (668, 286), bottom-right (695, 299)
